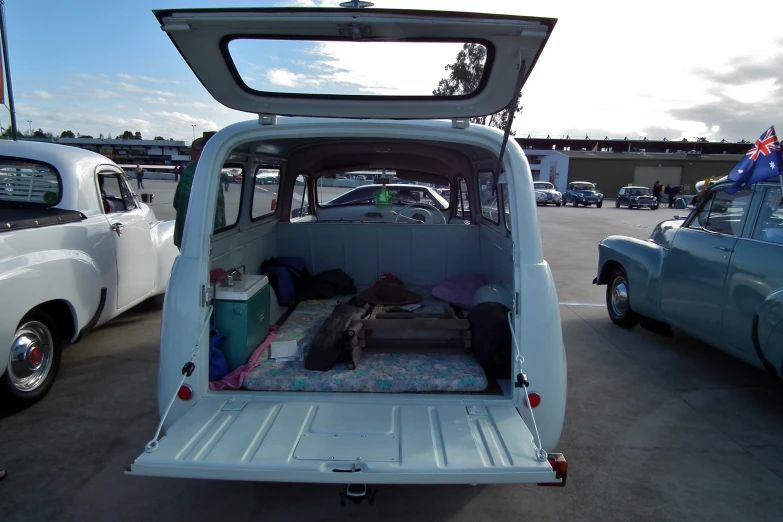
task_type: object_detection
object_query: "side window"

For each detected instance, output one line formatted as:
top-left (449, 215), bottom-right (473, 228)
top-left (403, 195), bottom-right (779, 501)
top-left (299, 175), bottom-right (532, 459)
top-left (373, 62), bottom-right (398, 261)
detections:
top-left (502, 184), bottom-right (512, 233)
top-left (291, 174), bottom-right (311, 219)
top-left (218, 168), bottom-right (242, 230)
top-left (252, 167), bottom-right (281, 220)
top-left (455, 178), bottom-right (471, 223)
top-left (98, 173), bottom-right (136, 213)
top-left (753, 188), bottom-right (783, 244)
top-left (688, 187), bottom-right (751, 236)
top-left (478, 171), bottom-right (499, 224)
top-left (619, 188), bottom-right (626, 196)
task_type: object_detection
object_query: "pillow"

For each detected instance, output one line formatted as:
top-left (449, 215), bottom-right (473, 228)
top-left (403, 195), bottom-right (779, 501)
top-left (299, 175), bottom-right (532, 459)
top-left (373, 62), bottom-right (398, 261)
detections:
top-left (431, 274), bottom-right (487, 309)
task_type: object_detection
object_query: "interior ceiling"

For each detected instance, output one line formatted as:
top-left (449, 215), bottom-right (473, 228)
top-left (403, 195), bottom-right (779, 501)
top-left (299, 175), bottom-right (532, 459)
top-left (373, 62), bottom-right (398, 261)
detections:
top-left (270, 139), bottom-right (494, 181)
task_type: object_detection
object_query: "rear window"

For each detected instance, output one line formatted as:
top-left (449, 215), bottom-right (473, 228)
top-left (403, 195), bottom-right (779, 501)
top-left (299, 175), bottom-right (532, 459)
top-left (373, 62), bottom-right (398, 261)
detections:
top-left (316, 173), bottom-right (450, 210)
top-left (0, 158), bottom-right (61, 205)
top-left (227, 39), bottom-right (488, 97)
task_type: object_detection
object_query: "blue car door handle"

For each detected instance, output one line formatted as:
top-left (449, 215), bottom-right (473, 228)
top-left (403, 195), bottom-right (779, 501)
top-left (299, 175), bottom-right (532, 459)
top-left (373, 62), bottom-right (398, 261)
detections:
top-left (713, 245), bottom-right (732, 252)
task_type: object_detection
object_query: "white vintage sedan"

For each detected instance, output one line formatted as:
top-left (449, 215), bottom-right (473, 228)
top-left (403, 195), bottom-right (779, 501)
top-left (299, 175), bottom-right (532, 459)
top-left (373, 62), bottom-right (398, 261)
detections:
top-left (0, 140), bottom-right (179, 410)
top-left (320, 183), bottom-right (450, 223)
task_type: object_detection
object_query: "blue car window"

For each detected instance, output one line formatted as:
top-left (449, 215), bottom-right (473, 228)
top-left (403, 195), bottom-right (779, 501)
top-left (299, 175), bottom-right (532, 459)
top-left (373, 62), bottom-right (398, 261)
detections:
top-left (753, 188), bottom-right (783, 244)
top-left (690, 187), bottom-right (751, 236)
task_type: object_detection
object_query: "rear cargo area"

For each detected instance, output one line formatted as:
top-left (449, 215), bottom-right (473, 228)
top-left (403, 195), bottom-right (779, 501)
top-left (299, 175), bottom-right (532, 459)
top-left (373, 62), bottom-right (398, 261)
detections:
top-left (208, 220), bottom-right (515, 397)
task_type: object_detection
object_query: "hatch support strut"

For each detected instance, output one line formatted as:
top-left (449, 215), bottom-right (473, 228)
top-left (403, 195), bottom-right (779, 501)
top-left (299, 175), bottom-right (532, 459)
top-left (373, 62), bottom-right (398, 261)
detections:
top-left (493, 50), bottom-right (527, 177)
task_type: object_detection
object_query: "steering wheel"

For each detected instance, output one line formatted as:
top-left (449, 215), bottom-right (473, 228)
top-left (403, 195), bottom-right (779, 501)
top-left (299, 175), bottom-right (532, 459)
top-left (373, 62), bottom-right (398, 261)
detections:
top-left (394, 204), bottom-right (446, 225)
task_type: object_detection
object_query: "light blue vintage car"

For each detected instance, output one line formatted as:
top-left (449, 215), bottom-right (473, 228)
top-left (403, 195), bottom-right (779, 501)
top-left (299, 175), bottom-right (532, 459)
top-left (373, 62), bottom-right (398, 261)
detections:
top-left (593, 177), bottom-right (783, 378)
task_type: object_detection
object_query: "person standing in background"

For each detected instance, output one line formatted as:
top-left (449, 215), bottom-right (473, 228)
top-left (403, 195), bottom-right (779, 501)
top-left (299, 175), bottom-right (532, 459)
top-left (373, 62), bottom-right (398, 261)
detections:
top-left (173, 131), bottom-right (225, 250)
top-left (135, 164), bottom-right (144, 190)
top-left (652, 180), bottom-right (662, 205)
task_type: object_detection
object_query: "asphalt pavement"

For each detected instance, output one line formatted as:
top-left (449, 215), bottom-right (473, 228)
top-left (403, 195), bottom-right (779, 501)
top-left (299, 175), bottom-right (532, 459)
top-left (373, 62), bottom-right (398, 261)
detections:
top-left (1, 192), bottom-right (782, 522)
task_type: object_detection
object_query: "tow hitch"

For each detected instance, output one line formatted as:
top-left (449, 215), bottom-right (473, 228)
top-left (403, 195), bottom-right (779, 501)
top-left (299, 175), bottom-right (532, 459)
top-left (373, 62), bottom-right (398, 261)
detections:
top-left (339, 484), bottom-right (377, 507)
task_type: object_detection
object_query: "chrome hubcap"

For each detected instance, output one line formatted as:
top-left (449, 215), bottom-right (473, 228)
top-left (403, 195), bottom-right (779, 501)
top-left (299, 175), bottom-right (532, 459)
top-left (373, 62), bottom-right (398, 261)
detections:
top-left (610, 277), bottom-right (629, 317)
top-left (8, 321), bottom-right (53, 392)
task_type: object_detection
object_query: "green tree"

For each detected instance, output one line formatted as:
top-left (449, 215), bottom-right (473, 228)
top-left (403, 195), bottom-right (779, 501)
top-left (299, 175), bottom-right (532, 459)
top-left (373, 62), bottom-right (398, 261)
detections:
top-left (153, 135), bottom-right (164, 141)
top-left (120, 130), bottom-right (134, 139)
top-left (433, 43), bottom-right (522, 134)
top-left (32, 128), bottom-right (52, 138)
top-left (60, 130), bottom-right (75, 138)
top-left (133, 131), bottom-right (142, 140)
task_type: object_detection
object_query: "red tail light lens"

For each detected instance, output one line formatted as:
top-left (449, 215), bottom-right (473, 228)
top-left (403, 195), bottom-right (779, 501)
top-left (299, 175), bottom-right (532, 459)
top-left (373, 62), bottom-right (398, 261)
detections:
top-left (177, 384), bottom-right (193, 401)
top-left (527, 392), bottom-right (541, 408)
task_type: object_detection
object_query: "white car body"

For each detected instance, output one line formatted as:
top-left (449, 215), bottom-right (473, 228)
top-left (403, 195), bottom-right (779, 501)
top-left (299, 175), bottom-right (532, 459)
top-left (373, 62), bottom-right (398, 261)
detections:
top-left (320, 183), bottom-right (450, 224)
top-left (533, 181), bottom-right (563, 206)
top-left (128, 6), bottom-right (567, 487)
top-left (0, 140), bottom-right (179, 407)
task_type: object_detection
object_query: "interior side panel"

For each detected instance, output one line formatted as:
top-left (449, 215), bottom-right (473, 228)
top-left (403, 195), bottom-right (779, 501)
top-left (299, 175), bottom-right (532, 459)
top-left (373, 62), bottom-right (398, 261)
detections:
top-left (211, 220), bottom-right (278, 273)
top-left (479, 225), bottom-right (514, 289)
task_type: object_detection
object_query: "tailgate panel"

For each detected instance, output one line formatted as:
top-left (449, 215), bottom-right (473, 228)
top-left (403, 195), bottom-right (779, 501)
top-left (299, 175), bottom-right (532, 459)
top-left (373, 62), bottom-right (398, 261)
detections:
top-left (129, 397), bottom-right (556, 484)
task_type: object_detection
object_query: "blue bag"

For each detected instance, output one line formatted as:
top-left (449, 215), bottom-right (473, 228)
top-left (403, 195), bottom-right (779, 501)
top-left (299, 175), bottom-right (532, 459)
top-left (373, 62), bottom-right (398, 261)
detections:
top-left (261, 256), bottom-right (309, 306)
top-left (209, 327), bottom-right (229, 381)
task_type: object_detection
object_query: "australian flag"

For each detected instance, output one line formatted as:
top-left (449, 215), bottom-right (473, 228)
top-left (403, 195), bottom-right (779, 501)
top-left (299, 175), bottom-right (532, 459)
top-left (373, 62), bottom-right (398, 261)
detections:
top-left (727, 126), bottom-right (783, 194)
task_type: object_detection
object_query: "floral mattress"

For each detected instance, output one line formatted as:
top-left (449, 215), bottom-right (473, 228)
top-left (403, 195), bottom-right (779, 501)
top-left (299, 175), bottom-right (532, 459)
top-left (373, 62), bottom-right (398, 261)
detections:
top-left (241, 295), bottom-right (488, 393)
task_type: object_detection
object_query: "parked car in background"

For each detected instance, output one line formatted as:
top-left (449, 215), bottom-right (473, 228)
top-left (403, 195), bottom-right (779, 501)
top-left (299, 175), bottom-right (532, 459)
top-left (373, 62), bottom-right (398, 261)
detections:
top-left (534, 181), bottom-right (562, 207)
top-left (0, 140), bottom-right (178, 410)
top-left (616, 185), bottom-right (658, 209)
top-left (593, 177), bottom-right (783, 378)
top-left (321, 183), bottom-right (450, 224)
top-left (564, 181), bottom-right (603, 207)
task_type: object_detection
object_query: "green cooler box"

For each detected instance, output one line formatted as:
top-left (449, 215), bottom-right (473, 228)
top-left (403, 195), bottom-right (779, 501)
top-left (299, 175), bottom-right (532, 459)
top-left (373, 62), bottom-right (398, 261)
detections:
top-left (214, 274), bottom-right (271, 371)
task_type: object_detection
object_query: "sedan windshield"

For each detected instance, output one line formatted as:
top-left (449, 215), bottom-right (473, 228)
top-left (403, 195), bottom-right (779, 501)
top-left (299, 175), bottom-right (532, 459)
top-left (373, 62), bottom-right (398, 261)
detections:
top-left (534, 182), bottom-right (555, 190)
top-left (629, 188), bottom-right (651, 196)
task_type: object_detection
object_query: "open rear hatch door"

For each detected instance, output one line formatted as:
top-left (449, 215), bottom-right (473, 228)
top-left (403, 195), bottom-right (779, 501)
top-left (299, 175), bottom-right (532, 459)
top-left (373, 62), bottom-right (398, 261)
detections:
top-left (153, 7), bottom-right (556, 119)
top-left (128, 397), bottom-right (560, 484)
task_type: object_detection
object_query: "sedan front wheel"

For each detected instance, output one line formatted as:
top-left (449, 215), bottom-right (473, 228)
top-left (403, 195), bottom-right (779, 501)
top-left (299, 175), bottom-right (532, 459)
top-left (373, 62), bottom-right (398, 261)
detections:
top-left (606, 267), bottom-right (639, 328)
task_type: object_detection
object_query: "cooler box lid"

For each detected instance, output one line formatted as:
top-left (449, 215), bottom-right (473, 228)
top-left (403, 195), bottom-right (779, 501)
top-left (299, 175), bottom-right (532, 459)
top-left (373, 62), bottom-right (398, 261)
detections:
top-left (214, 274), bottom-right (269, 301)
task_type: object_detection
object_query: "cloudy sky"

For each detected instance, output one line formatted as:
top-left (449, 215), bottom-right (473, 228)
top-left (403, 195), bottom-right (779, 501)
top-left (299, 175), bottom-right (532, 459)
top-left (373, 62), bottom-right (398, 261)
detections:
top-left (5, 0), bottom-right (782, 143)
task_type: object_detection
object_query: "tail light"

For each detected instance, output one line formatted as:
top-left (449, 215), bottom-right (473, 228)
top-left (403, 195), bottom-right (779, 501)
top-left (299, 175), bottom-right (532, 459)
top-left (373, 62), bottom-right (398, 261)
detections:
top-left (177, 384), bottom-right (193, 401)
top-left (526, 392), bottom-right (541, 408)
top-left (538, 453), bottom-right (568, 487)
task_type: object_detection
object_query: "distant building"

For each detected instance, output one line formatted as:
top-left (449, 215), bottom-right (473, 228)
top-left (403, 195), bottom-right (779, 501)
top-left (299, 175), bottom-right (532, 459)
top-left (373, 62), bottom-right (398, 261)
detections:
top-left (539, 151), bottom-right (745, 197)
top-left (515, 136), bottom-right (757, 196)
top-left (51, 137), bottom-right (191, 168)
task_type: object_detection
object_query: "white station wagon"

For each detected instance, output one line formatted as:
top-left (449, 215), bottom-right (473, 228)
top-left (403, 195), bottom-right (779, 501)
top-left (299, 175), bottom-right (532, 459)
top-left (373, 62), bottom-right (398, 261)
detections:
top-left (128, 6), bottom-right (568, 492)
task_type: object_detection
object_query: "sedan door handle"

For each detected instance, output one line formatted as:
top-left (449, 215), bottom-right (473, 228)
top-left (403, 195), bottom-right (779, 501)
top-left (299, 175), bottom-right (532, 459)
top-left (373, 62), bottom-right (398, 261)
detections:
top-left (713, 245), bottom-right (732, 252)
top-left (111, 222), bottom-right (124, 237)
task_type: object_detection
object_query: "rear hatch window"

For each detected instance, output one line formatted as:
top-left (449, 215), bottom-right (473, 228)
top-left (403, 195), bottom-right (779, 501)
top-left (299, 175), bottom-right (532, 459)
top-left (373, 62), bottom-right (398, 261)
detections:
top-left (228, 39), bottom-right (487, 97)
top-left (0, 158), bottom-right (62, 206)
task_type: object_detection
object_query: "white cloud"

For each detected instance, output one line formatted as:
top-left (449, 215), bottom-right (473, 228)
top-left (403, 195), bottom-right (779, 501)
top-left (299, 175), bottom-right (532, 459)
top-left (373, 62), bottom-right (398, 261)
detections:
top-left (266, 68), bottom-right (321, 88)
top-left (30, 90), bottom-right (54, 100)
top-left (76, 73), bottom-right (107, 80)
top-left (92, 89), bottom-right (121, 99)
top-left (117, 82), bottom-right (176, 97)
top-left (117, 73), bottom-right (182, 85)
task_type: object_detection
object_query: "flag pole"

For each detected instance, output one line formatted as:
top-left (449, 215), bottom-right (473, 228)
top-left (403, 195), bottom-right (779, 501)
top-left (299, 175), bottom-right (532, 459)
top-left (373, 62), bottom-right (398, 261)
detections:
top-left (0, 0), bottom-right (18, 140)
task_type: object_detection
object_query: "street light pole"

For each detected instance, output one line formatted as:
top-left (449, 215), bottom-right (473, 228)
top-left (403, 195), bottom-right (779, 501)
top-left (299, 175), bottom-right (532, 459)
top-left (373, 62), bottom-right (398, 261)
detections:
top-left (27, 120), bottom-right (31, 135)
top-left (191, 124), bottom-right (196, 141)
top-left (0, 0), bottom-right (18, 140)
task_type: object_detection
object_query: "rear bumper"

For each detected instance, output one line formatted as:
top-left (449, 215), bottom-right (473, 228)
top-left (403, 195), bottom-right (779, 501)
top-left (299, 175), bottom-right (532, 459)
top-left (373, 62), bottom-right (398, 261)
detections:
top-left (126, 465), bottom-right (563, 485)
